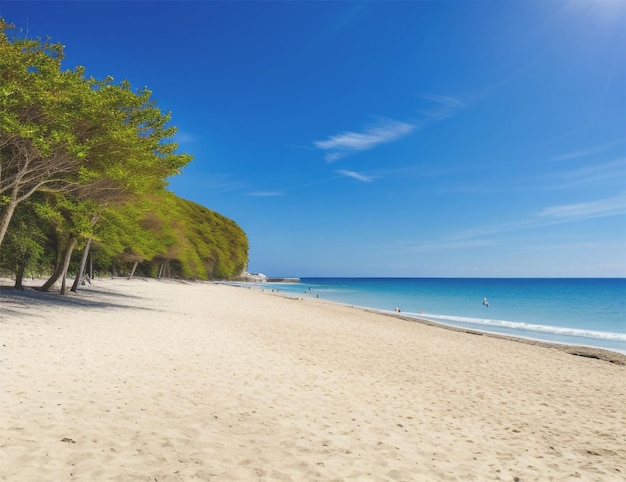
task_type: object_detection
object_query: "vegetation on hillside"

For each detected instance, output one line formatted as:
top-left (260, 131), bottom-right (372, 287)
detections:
top-left (0, 20), bottom-right (248, 290)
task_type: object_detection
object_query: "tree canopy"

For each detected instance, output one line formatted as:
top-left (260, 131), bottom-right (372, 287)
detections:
top-left (0, 20), bottom-right (249, 288)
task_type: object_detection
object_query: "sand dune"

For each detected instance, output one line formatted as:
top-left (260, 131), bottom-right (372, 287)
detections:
top-left (1, 278), bottom-right (624, 481)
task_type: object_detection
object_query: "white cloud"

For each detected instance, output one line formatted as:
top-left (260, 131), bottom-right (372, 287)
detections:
top-left (311, 96), bottom-right (464, 162)
top-left (538, 195), bottom-right (626, 219)
top-left (403, 238), bottom-right (497, 252)
top-left (246, 191), bottom-right (284, 197)
top-left (418, 95), bottom-right (465, 120)
top-left (441, 194), bottom-right (626, 244)
top-left (313, 119), bottom-right (415, 162)
top-left (388, 193), bottom-right (625, 259)
top-left (336, 170), bottom-right (374, 183)
top-left (547, 139), bottom-right (624, 162)
top-left (170, 173), bottom-right (246, 193)
top-left (548, 158), bottom-right (626, 189)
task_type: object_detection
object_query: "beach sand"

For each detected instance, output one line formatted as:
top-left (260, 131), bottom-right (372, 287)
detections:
top-left (1, 278), bottom-right (624, 481)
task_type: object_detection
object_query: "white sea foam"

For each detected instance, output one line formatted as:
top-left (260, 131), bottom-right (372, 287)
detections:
top-left (408, 312), bottom-right (626, 341)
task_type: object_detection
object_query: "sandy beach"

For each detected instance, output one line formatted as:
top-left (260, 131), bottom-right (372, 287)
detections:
top-left (1, 278), bottom-right (625, 481)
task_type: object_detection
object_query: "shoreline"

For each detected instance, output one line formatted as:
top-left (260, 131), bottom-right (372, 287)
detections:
top-left (261, 287), bottom-right (626, 364)
top-left (386, 309), bottom-right (626, 365)
top-left (254, 279), bottom-right (626, 360)
top-left (5, 276), bottom-right (626, 363)
top-left (2, 277), bottom-right (625, 480)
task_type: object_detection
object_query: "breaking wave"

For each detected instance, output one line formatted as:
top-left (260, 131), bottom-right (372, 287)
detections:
top-left (405, 312), bottom-right (626, 342)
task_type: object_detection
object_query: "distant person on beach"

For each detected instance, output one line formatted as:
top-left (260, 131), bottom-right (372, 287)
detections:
top-left (483, 297), bottom-right (489, 308)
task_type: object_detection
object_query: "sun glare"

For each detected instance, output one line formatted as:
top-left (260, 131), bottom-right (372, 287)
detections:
top-left (573, 0), bottom-right (626, 24)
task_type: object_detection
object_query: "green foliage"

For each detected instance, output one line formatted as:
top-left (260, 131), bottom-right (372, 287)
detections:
top-left (0, 20), bottom-right (248, 282)
top-left (0, 19), bottom-right (192, 248)
top-left (168, 195), bottom-right (248, 279)
top-left (104, 192), bottom-right (248, 280)
top-left (0, 199), bottom-right (49, 277)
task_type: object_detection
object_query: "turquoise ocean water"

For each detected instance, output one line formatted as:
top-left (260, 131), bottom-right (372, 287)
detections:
top-left (252, 278), bottom-right (626, 354)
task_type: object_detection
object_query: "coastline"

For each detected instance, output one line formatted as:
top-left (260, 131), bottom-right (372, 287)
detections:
top-left (258, 283), bottom-right (626, 363)
top-left (258, 277), bottom-right (626, 357)
top-left (384, 308), bottom-right (626, 365)
top-left (2, 277), bottom-right (625, 480)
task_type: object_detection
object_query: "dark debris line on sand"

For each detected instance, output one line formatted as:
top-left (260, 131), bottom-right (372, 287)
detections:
top-left (371, 309), bottom-right (626, 366)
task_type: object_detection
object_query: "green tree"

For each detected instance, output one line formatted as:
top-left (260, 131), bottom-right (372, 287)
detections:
top-left (37, 193), bottom-right (100, 293)
top-left (0, 20), bottom-right (191, 260)
top-left (90, 195), bottom-right (176, 280)
top-left (0, 197), bottom-right (48, 288)
top-left (0, 20), bottom-right (88, 245)
top-left (143, 193), bottom-right (248, 280)
top-left (1, 20), bottom-right (248, 287)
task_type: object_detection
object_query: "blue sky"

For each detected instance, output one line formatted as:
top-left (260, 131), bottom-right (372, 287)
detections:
top-left (3, 1), bottom-right (625, 277)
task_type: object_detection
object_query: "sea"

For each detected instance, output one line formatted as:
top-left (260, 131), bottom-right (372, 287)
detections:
top-left (249, 278), bottom-right (626, 355)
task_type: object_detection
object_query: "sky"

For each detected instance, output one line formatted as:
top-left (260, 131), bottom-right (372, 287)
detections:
top-left (2, 0), bottom-right (625, 277)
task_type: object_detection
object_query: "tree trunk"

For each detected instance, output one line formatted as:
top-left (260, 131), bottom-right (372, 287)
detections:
top-left (128, 261), bottom-right (138, 280)
top-left (60, 268), bottom-right (69, 295)
top-left (40, 237), bottom-right (78, 292)
top-left (71, 238), bottom-right (93, 293)
top-left (0, 199), bottom-right (18, 249)
top-left (14, 264), bottom-right (25, 290)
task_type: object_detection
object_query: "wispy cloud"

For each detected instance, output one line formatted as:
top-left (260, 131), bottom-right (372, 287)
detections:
top-left (246, 191), bottom-right (284, 197)
top-left (311, 95), bottom-right (464, 163)
top-left (403, 238), bottom-right (498, 253)
top-left (313, 118), bottom-right (415, 162)
top-left (336, 170), bottom-right (374, 183)
top-left (411, 194), bottom-right (626, 252)
top-left (547, 139), bottom-right (624, 162)
top-left (175, 173), bottom-right (246, 193)
top-left (548, 158), bottom-right (626, 189)
top-left (450, 194), bottom-right (626, 242)
top-left (538, 195), bottom-right (626, 219)
top-left (418, 95), bottom-right (465, 121)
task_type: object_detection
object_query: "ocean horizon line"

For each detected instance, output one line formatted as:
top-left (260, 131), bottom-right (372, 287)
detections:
top-left (288, 276), bottom-right (626, 280)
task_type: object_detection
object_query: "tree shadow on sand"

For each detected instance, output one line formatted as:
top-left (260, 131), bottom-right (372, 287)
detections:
top-left (0, 283), bottom-right (152, 319)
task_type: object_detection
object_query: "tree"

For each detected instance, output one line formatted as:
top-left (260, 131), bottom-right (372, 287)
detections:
top-left (136, 193), bottom-right (248, 280)
top-left (0, 20), bottom-right (248, 287)
top-left (0, 197), bottom-right (48, 288)
top-left (87, 195), bottom-right (176, 280)
top-left (0, 20), bottom-right (89, 246)
top-left (37, 194), bottom-right (100, 293)
top-left (0, 20), bottom-right (191, 259)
